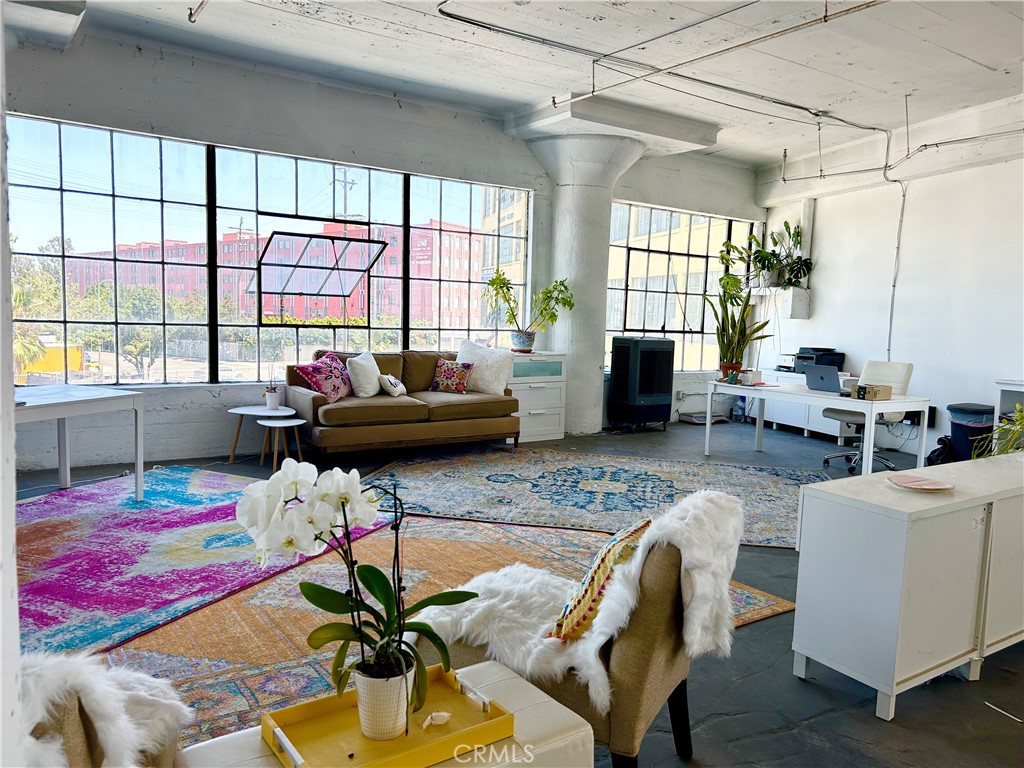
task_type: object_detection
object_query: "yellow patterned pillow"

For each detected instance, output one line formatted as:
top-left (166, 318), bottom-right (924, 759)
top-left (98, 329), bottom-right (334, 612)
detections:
top-left (549, 518), bottom-right (652, 641)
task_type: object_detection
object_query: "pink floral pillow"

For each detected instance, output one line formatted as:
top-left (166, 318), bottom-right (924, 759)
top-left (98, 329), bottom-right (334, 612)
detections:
top-left (294, 352), bottom-right (351, 403)
top-left (429, 359), bottom-right (474, 394)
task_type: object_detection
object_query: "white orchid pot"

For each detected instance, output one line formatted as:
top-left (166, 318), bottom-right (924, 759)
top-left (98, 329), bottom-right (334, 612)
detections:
top-left (354, 667), bottom-right (415, 740)
top-left (265, 390), bottom-right (281, 410)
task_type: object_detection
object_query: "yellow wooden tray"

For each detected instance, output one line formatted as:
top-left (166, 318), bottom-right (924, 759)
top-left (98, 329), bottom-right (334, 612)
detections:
top-left (261, 665), bottom-right (514, 768)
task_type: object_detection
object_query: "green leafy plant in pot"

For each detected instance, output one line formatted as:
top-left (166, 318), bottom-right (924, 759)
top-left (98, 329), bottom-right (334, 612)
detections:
top-left (704, 290), bottom-right (772, 379)
top-left (236, 460), bottom-right (477, 740)
top-left (718, 221), bottom-right (812, 303)
top-left (484, 267), bottom-right (574, 352)
top-left (972, 403), bottom-right (1024, 458)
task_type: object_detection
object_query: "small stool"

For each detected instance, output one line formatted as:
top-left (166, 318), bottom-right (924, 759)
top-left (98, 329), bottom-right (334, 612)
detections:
top-left (256, 418), bottom-right (306, 472)
top-left (227, 405), bottom-right (296, 463)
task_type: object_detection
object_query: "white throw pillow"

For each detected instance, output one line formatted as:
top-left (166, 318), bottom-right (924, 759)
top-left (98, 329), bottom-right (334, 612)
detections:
top-left (347, 352), bottom-right (382, 397)
top-left (456, 339), bottom-right (514, 396)
top-left (378, 373), bottom-right (407, 397)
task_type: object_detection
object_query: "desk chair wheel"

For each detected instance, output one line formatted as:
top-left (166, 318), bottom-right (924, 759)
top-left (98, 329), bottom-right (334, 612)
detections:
top-left (823, 459), bottom-right (831, 467)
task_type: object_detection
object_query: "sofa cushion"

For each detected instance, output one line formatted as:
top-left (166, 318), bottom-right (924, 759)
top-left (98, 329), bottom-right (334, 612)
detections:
top-left (402, 351), bottom-right (454, 393)
top-left (318, 394), bottom-right (429, 426)
top-left (313, 350), bottom-right (403, 379)
top-left (347, 351), bottom-right (382, 398)
top-left (412, 390), bottom-right (519, 422)
top-left (457, 340), bottom-right (514, 396)
top-left (294, 353), bottom-right (350, 403)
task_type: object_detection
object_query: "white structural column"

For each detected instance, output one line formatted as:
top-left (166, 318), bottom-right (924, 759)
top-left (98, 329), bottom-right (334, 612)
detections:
top-left (528, 135), bottom-right (646, 435)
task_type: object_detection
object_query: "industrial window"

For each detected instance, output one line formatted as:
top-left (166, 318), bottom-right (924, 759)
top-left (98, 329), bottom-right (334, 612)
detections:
top-left (8, 115), bottom-right (531, 384)
top-left (607, 202), bottom-right (755, 372)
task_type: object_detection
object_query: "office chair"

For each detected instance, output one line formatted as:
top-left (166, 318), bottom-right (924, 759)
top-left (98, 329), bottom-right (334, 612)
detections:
top-left (822, 360), bottom-right (914, 473)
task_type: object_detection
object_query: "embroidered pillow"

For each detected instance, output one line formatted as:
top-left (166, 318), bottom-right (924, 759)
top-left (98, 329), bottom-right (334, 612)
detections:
top-left (549, 518), bottom-right (652, 642)
top-left (429, 360), bottom-right (474, 394)
top-left (294, 353), bottom-right (351, 403)
top-left (379, 374), bottom-right (407, 397)
top-left (347, 351), bottom-right (382, 398)
top-left (456, 339), bottom-right (514, 395)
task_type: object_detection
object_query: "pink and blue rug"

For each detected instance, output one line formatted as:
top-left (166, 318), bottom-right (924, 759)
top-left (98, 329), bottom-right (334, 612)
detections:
top-left (16, 466), bottom-right (387, 654)
top-left (369, 447), bottom-right (828, 548)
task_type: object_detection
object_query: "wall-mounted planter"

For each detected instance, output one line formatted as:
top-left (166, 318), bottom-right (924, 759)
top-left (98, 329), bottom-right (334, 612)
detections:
top-left (751, 287), bottom-right (811, 319)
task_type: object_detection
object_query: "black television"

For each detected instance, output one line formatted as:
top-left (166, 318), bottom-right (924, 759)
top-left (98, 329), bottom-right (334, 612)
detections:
top-left (608, 336), bottom-right (674, 430)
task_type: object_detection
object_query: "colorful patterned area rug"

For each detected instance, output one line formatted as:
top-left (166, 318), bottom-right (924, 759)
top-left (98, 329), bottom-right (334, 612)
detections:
top-left (368, 447), bottom-right (828, 547)
top-left (17, 467), bottom-right (387, 654)
top-left (106, 517), bottom-right (794, 748)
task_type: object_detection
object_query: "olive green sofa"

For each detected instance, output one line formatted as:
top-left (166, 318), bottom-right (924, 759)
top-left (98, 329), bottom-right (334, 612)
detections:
top-left (284, 350), bottom-right (520, 453)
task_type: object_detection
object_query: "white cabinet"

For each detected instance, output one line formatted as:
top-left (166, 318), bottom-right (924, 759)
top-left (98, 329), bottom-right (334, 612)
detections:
top-left (759, 371), bottom-right (856, 440)
top-left (792, 454), bottom-right (1024, 720)
top-left (507, 352), bottom-right (566, 443)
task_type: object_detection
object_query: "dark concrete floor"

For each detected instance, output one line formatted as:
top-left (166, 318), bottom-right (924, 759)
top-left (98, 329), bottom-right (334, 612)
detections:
top-left (16, 420), bottom-right (1023, 767)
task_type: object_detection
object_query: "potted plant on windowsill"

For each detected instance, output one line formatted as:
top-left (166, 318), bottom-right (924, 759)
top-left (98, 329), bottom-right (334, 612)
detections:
top-left (236, 460), bottom-right (477, 740)
top-left (718, 221), bottom-right (812, 302)
top-left (484, 268), bottom-right (574, 353)
top-left (704, 290), bottom-right (771, 379)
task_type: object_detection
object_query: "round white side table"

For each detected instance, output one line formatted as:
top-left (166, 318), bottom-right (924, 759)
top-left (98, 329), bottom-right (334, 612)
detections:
top-left (227, 405), bottom-right (296, 463)
top-left (256, 418), bottom-right (306, 472)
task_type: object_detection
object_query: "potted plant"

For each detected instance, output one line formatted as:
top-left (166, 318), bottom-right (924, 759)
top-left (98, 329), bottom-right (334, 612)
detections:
top-left (704, 290), bottom-right (771, 379)
top-left (718, 221), bottom-right (812, 302)
top-left (973, 403), bottom-right (1024, 457)
top-left (236, 460), bottom-right (477, 740)
top-left (263, 364), bottom-right (281, 409)
top-left (484, 267), bottom-right (574, 352)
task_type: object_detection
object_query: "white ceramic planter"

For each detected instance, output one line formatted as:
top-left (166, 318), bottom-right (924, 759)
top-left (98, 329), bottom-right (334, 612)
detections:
top-left (354, 667), bottom-right (415, 740)
top-left (265, 390), bottom-right (281, 410)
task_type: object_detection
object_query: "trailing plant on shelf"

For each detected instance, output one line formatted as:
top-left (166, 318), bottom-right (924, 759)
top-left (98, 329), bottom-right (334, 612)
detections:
top-left (236, 460), bottom-right (477, 739)
top-left (484, 267), bottom-right (574, 351)
top-left (704, 290), bottom-right (771, 374)
top-left (718, 221), bottom-right (812, 302)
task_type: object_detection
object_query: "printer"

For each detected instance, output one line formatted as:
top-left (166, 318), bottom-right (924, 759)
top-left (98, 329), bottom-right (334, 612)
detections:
top-left (794, 347), bottom-right (845, 373)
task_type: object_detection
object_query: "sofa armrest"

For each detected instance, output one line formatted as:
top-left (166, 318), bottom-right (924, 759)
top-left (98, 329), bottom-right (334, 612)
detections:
top-left (285, 384), bottom-right (327, 426)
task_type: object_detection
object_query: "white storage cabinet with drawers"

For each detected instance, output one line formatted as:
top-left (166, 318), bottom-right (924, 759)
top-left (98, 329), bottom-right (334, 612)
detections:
top-left (506, 352), bottom-right (566, 443)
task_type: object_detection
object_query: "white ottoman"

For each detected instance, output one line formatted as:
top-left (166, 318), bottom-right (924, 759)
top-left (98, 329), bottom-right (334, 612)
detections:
top-left (175, 661), bottom-right (594, 767)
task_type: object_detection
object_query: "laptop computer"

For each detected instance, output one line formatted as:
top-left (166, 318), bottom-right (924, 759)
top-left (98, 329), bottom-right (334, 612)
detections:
top-left (804, 364), bottom-right (851, 396)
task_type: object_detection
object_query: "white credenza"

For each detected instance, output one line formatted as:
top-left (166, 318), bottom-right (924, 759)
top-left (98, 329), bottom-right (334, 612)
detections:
top-left (506, 352), bottom-right (566, 443)
top-left (758, 371), bottom-right (857, 441)
top-left (792, 454), bottom-right (1024, 720)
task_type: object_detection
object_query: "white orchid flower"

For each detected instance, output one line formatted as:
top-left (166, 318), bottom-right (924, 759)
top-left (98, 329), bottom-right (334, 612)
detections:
top-left (347, 487), bottom-right (381, 530)
top-left (236, 479), bottom-right (284, 538)
top-left (268, 458), bottom-right (318, 502)
top-left (264, 502), bottom-right (325, 559)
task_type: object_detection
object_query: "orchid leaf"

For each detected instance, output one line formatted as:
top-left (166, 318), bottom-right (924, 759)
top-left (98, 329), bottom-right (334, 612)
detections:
top-left (404, 622), bottom-right (452, 671)
top-left (356, 564), bottom-right (397, 623)
top-left (401, 640), bottom-right (430, 712)
top-left (403, 590), bottom-right (477, 619)
top-left (307, 622), bottom-right (371, 650)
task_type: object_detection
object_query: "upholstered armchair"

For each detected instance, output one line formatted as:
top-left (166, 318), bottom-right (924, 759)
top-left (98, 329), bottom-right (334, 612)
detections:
top-left (415, 490), bottom-right (744, 767)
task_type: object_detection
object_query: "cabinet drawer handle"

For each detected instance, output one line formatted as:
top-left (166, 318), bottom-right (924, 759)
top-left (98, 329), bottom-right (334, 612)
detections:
top-left (528, 410), bottom-right (547, 415)
top-left (529, 383), bottom-right (548, 388)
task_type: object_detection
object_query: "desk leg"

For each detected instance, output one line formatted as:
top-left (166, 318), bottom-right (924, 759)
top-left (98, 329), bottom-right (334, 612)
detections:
top-left (915, 412), bottom-right (928, 468)
top-left (862, 419), bottom-right (877, 474)
top-left (228, 415), bottom-right (244, 463)
top-left (704, 387), bottom-right (713, 456)
top-left (134, 405), bottom-right (144, 501)
top-left (754, 398), bottom-right (765, 452)
top-left (56, 417), bottom-right (71, 489)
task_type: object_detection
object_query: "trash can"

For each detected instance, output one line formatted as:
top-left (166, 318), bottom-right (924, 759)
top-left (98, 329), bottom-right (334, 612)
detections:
top-left (946, 402), bottom-right (995, 461)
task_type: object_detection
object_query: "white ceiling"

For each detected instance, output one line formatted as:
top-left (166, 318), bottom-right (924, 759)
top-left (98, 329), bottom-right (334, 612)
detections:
top-left (78, 0), bottom-right (1024, 168)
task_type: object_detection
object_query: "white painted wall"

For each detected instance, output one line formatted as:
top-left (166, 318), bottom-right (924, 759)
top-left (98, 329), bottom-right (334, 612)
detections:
top-left (759, 159), bottom-right (1024, 453)
top-left (7, 31), bottom-right (764, 464)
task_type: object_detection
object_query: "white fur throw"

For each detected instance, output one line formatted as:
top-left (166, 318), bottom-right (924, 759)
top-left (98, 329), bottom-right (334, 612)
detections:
top-left (21, 652), bottom-right (193, 767)
top-left (414, 490), bottom-right (744, 714)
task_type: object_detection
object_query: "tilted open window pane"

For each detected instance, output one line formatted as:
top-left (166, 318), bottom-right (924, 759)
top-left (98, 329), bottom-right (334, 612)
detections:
top-left (257, 231), bottom-right (387, 327)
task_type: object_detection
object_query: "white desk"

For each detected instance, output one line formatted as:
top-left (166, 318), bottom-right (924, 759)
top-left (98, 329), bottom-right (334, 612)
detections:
top-left (704, 381), bottom-right (930, 474)
top-left (14, 384), bottom-right (145, 500)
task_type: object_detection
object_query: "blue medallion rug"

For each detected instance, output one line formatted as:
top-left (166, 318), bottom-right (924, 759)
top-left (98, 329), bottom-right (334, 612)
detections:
top-left (369, 447), bottom-right (828, 547)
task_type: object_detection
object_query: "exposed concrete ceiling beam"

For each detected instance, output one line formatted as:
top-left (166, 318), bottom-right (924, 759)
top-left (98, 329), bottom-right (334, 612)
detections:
top-left (4, 0), bottom-right (86, 52)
